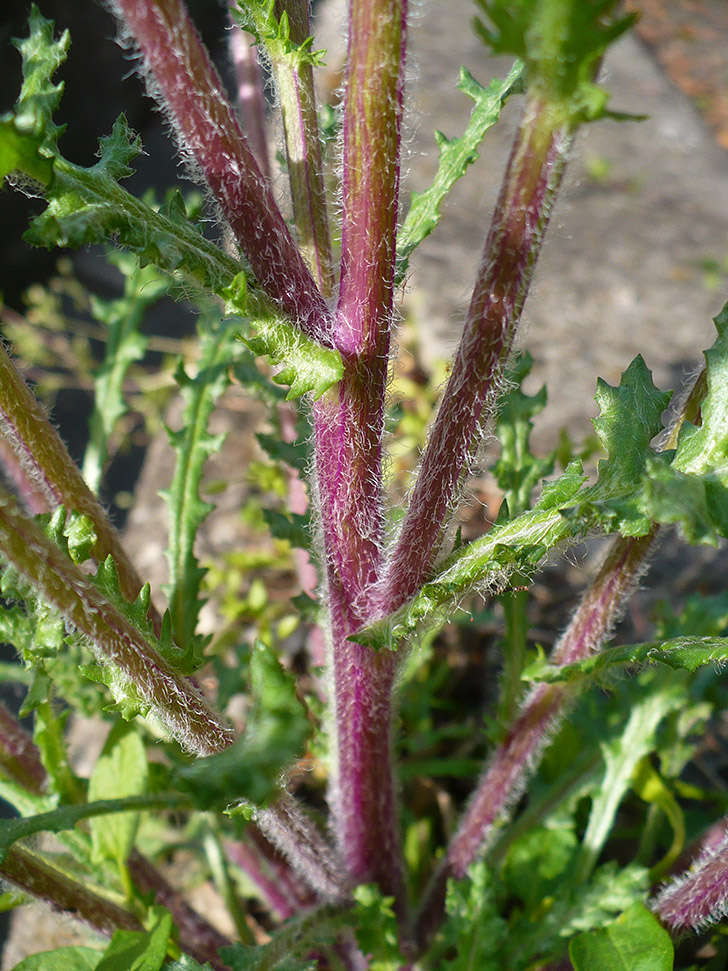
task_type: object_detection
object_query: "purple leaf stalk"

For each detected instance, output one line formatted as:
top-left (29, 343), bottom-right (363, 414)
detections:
top-left (653, 830), bottom-right (728, 932)
top-left (414, 528), bottom-right (658, 951)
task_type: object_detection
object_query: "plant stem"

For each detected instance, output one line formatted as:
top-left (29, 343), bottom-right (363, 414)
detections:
top-left (413, 529), bottom-right (657, 952)
top-left (0, 343), bottom-right (152, 614)
top-left (312, 0), bottom-right (408, 919)
top-left (0, 702), bottom-right (46, 796)
top-left (273, 0), bottom-right (335, 296)
top-left (1, 844), bottom-right (142, 936)
top-left (112, 0), bottom-right (331, 341)
top-left (227, 5), bottom-right (271, 182)
top-left (379, 95), bottom-right (574, 615)
top-left (497, 589), bottom-right (530, 727)
top-left (0, 488), bottom-right (234, 756)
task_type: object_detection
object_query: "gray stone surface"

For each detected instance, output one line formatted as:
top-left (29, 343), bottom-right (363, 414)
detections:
top-left (396, 2), bottom-right (728, 449)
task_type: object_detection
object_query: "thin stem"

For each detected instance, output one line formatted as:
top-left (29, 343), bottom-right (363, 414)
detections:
top-left (272, 0), bottom-right (335, 296)
top-left (255, 793), bottom-right (350, 903)
top-left (497, 589), bottom-right (530, 727)
top-left (413, 529), bottom-right (657, 952)
top-left (0, 343), bottom-right (153, 616)
top-left (0, 702), bottom-right (46, 796)
top-left (312, 0), bottom-right (408, 919)
top-left (112, 0), bottom-right (331, 341)
top-left (225, 831), bottom-right (314, 919)
top-left (226, 5), bottom-right (271, 182)
top-left (1, 844), bottom-right (142, 937)
top-left (379, 96), bottom-right (574, 616)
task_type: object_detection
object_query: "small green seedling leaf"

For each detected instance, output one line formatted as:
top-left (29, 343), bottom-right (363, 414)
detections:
top-left (88, 721), bottom-right (148, 872)
top-left (95, 907), bottom-right (172, 971)
top-left (11, 948), bottom-right (102, 971)
top-left (569, 901), bottom-right (673, 971)
top-left (396, 61), bottom-right (524, 282)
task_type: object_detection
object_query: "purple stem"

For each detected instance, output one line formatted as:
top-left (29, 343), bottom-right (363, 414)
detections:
top-left (0, 701), bottom-right (46, 795)
top-left (255, 794), bottom-right (350, 903)
top-left (653, 832), bottom-right (728, 931)
top-left (226, 6), bottom-right (271, 182)
top-left (312, 0), bottom-right (408, 917)
top-left (112, 0), bottom-right (331, 342)
top-left (225, 829), bottom-right (315, 920)
top-left (414, 530), bottom-right (657, 952)
top-left (378, 95), bottom-right (574, 617)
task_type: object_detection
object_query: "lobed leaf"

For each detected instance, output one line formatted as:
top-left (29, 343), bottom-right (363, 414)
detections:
top-left (395, 61), bottom-right (524, 283)
top-left (473, 0), bottom-right (637, 123)
top-left (356, 461), bottom-right (587, 649)
top-left (494, 351), bottom-right (554, 517)
top-left (161, 315), bottom-right (240, 662)
top-left (224, 274), bottom-right (343, 399)
top-left (523, 635), bottom-right (728, 685)
top-left (83, 253), bottom-right (169, 495)
top-left (233, 0), bottom-right (326, 70)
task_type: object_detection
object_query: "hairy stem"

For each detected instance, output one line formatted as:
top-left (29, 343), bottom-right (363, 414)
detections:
top-left (0, 488), bottom-right (234, 756)
top-left (272, 0), bottom-right (335, 296)
top-left (0, 343), bottom-right (153, 616)
top-left (380, 95), bottom-right (573, 614)
top-left (227, 5), bottom-right (271, 182)
top-left (414, 529), bottom-right (657, 951)
top-left (1, 844), bottom-right (142, 936)
top-left (313, 0), bottom-right (408, 918)
top-left (112, 0), bottom-right (330, 341)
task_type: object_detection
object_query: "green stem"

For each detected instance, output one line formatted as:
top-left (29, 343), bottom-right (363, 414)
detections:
top-left (0, 489), bottom-right (234, 756)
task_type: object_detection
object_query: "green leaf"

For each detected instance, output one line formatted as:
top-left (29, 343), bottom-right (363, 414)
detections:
top-left (569, 902), bottom-right (673, 971)
top-left (522, 635), bottom-right (728, 684)
top-left (354, 460), bottom-right (587, 649)
top-left (87, 722), bottom-right (148, 870)
top-left (396, 61), bottom-right (523, 282)
top-left (565, 355), bottom-right (672, 536)
top-left (494, 351), bottom-right (554, 517)
top-left (575, 676), bottom-right (686, 882)
top-left (0, 118), bottom-right (53, 184)
top-left (11, 5), bottom-right (69, 159)
top-left (255, 433), bottom-right (309, 475)
top-left (83, 253), bottom-right (168, 494)
top-left (161, 314), bottom-right (239, 662)
top-left (473, 0), bottom-right (637, 123)
top-left (33, 701), bottom-right (83, 804)
top-left (12, 947), bottom-right (102, 971)
top-left (436, 862), bottom-right (507, 970)
top-left (232, 1), bottom-right (326, 70)
top-left (224, 274), bottom-right (343, 400)
top-left (352, 885), bottom-right (404, 970)
top-left (178, 641), bottom-right (309, 808)
top-left (24, 135), bottom-right (241, 296)
top-left (261, 509), bottom-right (311, 551)
top-left (95, 908), bottom-right (172, 971)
